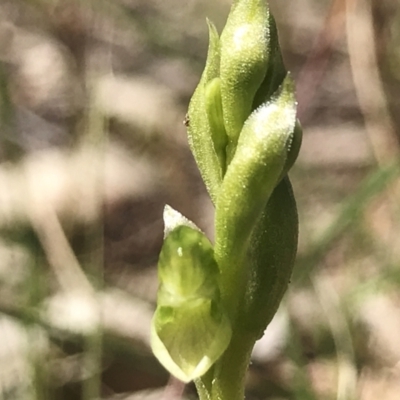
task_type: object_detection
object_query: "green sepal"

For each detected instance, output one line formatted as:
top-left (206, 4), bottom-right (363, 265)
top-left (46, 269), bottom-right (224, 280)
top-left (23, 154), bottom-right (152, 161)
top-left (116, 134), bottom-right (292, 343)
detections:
top-left (279, 120), bottom-right (302, 181)
top-left (214, 75), bottom-right (297, 319)
top-left (205, 77), bottom-right (228, 175)
top-left (219, 0), bottom-right (271, 151)
top-left (241, 176), bottom-right (298, 338)
top-left (151, 224), bottom-right (232, 382)
top-left (252, 13), bottom-right (287, 110)
top-left (157, 226), bottom-right (220, 303)
top-left (187, 20), bottom-right (223, 204)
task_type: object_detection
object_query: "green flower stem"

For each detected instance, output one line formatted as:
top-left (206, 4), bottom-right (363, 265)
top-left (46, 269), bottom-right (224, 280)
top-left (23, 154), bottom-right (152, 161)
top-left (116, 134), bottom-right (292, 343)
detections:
top-left (205, 330), bottom-right (255, 400)
top-left (194, 369), bottom-right (214, 400)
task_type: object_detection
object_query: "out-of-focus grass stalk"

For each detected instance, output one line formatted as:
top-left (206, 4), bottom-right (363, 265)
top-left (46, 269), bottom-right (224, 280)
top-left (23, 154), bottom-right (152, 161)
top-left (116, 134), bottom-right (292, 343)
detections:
top-left (30, 328), bottom-right (51, 400)
top-left (82, 327), bottom-right (103, 400)
top-left (26, 249), bottom-right (51, 400)
top-left (0, 60), bottom-right (23, 160)
top-left (287, 317), bottom-right (318, 400)
top-left (81, 69), bottom-right (108, 399)
top-left (294, 161), bottom-right (400, 285)
top-left (77, 0), bottom-right (114, 396)
top-left (345, 0), bottom-right (400, 268)
top-left (1, 40), bottom-right (48, 400)
top-left (345, 0), bottom-right (398, 166)
top-left (313, 278), bottom-right (357, 400)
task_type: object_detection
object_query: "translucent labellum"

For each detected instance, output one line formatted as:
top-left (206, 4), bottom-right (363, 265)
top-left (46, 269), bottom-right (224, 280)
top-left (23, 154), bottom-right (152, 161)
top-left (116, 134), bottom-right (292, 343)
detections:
top-left (151, 223), bottom-right (232, 382)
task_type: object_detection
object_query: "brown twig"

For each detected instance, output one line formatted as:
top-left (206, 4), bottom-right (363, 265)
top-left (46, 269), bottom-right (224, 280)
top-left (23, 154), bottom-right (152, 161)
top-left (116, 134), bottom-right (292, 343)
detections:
top-left (296, 0), bottom-right (347, 122)
top-left (345, 0), bottom-right (399, 165)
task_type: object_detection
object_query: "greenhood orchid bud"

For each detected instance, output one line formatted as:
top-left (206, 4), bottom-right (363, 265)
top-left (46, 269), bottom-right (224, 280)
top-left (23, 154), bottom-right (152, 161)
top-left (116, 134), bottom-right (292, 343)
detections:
top-left (214, 75), bottom-right (297, 317)
top-left (151, 207), bottom-right (231, 382)
top-left (219, 0), bottom-right (271, 151)
top-left (187, 21), bottom-right (226, 203)
top-left (242, 176), bottom-right (298, 337)
top-left (187, 0), bottom-right (292, 200)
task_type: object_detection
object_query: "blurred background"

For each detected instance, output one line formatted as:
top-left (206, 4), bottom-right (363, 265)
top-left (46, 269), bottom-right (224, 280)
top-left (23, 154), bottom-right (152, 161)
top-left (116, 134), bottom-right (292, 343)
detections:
top-left (0, 0), bottom-right (400, 399)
